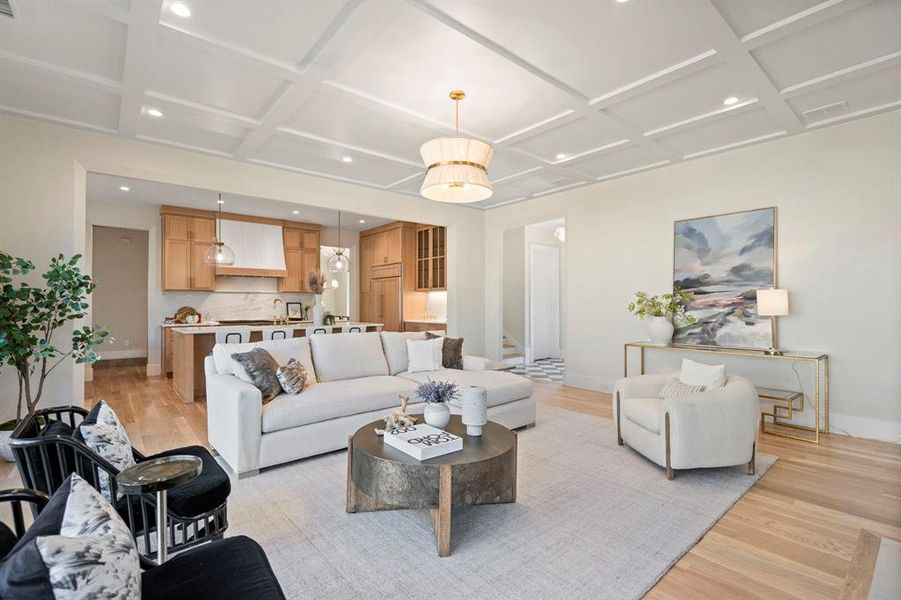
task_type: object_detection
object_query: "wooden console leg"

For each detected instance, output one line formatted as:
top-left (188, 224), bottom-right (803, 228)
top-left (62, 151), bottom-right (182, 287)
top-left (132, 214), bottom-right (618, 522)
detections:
top-left (346, 436), bottom-right (357, 513)
top-left (433, 464), bottom-right (452, 557)
top-left (616, 391), bottom-right (623, 446)
top-left (748, 441), bottom-right (756, 476)
top-left (665, 413), bottom-right (674, 480)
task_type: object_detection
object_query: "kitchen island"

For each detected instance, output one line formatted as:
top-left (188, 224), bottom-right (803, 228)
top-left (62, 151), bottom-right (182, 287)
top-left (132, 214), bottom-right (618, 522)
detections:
top-left (170, 321), bottom-right (383, 403)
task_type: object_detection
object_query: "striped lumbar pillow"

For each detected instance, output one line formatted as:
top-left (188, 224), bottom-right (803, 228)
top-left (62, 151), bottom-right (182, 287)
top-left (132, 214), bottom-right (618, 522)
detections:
top-left (658, 380), bottom-right (706, 399)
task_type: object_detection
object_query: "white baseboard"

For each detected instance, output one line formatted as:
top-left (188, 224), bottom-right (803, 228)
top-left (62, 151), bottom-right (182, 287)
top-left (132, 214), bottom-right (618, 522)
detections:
top-left (563, 372), bottom-right (614, 393)
top-left (146, 363), bottom-right (162, 377)
top-left (830, 412), bottom-right (901, 444)
top-left (101, 349), bottom-right (148, 360)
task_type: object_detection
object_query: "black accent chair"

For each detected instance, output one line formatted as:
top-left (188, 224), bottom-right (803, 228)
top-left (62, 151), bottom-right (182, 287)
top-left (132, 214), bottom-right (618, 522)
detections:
top-left (9, 405), bottom-right (230, 559)
top-left (0, 484), bottom-right (286, 600)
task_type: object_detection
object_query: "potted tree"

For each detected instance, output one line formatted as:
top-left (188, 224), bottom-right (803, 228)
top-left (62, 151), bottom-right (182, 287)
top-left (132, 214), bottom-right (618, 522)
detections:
top-left (0, 252), bottom-right (109, 460)
top-left (627, 286), bottom-right (696, 346)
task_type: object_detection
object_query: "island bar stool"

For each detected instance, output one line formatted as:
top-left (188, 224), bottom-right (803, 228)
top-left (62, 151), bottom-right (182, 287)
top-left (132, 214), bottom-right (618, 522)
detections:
top-left (341, 325), bottom-right (363, 333)
top-left (304, 326), bottom-right (330, 337)
top-left (260, 326), bottom-right (293, 341)
top-left (214, 327), bottom-right (252, 344)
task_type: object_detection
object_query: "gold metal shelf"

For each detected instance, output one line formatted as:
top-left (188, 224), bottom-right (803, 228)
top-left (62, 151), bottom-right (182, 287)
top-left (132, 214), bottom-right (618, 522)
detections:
top-left (623, 342), bottom-right (829, 444)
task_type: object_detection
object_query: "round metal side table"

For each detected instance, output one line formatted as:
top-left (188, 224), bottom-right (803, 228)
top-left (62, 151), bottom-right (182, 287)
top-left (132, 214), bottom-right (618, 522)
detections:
top-left (116, 455), bottom-right (202, 564)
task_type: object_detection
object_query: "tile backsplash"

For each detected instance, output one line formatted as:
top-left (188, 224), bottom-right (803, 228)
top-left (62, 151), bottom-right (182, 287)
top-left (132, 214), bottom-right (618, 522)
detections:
top-left (162, 278), bottom-right (314, 321)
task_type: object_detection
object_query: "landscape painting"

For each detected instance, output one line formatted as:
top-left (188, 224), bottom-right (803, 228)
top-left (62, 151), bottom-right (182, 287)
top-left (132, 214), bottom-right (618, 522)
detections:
top-left (673, 207), bottom-right (775, 349)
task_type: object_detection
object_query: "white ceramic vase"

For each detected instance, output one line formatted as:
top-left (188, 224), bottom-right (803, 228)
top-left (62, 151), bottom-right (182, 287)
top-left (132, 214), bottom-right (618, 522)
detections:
top-left (648, 316), bottom-right (674, 346)
top-left (460, 386), bottom-right (488, 436)
top-left (423, 402), bottom-right (451, 429)
top-left (312, 295), bottom-right (324, 325)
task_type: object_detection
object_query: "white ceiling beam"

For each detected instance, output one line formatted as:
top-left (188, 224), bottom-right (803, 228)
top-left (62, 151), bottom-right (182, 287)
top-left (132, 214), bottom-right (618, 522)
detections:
top-left (644, 99), bottom-right (760, 138)
top-left (780, 50), bottom-right (901, 98)
top-left (683, 1), bottom-right (804, 135)
top-left (117, 1), bottom-right (163, 137)
top-left (0, 51), bottom-right (122, 95)
top-left (741, 0), bottom-right (873, 50)
top-left (231, 0), bottom-right (360, 161)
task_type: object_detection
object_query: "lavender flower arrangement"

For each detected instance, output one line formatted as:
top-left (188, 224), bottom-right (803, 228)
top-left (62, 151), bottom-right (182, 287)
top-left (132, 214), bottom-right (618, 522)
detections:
top-left (416, 379), bottom-right (459, 404)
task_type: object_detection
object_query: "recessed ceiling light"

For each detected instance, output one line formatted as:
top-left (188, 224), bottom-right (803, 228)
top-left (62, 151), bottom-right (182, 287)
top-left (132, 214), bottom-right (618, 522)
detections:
top-left (146, 107), bottom-right (163, 118)
top-left (723, 96), bottom-right (740, 106)
top-left (119, 186), bottom-right (130, 191)
top-left (555, 153), bottom-right (567, 160)
top-left (342, 156), bottom-right (353, 163)
top-left (292, 210), bottom-right (300, 215)
top-left (616, 0), bottom-right (629, 3)
top-left (170, 2), bottom-right (192, 18)
top-left (359, 219), bottom-right (366, 224)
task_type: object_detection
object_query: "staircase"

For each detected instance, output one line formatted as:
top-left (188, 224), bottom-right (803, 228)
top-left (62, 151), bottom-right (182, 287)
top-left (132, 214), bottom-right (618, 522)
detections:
top-left (502, 333), bottom-right (524, 366)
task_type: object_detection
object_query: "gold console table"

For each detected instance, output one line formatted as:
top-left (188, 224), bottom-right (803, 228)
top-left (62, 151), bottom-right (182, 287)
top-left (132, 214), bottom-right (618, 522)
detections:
top-left (623, 342), bottom-right (829, 444)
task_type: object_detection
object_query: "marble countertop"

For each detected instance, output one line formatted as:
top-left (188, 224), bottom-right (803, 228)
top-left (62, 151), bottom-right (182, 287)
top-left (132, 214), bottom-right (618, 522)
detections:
top-left (161, 321), bottom-right (221, 328)
top-left (403, 318), bottom-right (447, 324)
top-left (171, 321), bottom-right (383, 335)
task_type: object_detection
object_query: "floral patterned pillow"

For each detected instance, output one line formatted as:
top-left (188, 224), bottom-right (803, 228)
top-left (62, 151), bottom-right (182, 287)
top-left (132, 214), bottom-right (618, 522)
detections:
top-left (0, 474), bottom-right (141, 600)
top-left (79, 403), bottom-right (136, 500)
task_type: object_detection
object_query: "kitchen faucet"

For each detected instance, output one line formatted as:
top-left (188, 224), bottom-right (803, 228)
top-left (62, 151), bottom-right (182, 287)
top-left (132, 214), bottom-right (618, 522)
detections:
top-left (273, 297), bottom-right (286, 325)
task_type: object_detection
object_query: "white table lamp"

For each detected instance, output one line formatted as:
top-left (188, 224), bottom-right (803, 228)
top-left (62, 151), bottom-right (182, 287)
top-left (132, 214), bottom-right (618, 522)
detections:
top-left (757, 288), bottom-right (789, 355)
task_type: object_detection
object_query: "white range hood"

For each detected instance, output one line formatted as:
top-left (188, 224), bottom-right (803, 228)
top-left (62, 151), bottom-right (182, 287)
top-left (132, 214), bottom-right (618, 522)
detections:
top-left (214, 219), bottom-right (287, 277)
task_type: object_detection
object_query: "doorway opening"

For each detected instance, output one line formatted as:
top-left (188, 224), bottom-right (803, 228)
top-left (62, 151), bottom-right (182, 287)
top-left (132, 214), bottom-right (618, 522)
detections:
top-left (502, 218), bottom-right (565, 383)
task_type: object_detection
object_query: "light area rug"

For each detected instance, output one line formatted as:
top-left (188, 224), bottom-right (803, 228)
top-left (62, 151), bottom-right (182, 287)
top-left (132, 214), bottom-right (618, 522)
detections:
top-left (225, 405), bottom-right (776, 599)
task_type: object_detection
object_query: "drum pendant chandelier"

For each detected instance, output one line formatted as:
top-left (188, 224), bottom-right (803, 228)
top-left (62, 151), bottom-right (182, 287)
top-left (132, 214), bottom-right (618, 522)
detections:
top-left (419, 90), bottom-right (494, 203)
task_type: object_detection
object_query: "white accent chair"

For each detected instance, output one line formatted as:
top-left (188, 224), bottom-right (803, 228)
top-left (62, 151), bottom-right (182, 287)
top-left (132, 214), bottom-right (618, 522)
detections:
top-left (613, 371), bottom-right (759, 480)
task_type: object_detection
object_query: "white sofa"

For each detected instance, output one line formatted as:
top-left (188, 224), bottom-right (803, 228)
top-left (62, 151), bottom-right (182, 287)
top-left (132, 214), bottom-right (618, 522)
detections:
top-left (612, 371), bottom-right (759, 480)
top-left (205, 331), bottom-right (535, 477)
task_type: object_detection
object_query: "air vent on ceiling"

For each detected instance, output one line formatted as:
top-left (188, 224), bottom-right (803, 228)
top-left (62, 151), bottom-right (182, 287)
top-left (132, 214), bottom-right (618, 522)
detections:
top-left (0, 1), bottom-right (13, 19)
top-left (801, 101), bottom-right (849, 124)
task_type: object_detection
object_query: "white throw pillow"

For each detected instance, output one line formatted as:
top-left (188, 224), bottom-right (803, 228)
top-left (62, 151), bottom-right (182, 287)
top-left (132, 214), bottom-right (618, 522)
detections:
top-left (79, 403), bottom-right (136, 501)
top-left (679, 358), bottom-right (726, 388)
top-left (37, 474), bottom-right (141, 599)
top-left (406, 338), bottom-right (443, 373)
top-left (658, 379), bottom-right (706, 399)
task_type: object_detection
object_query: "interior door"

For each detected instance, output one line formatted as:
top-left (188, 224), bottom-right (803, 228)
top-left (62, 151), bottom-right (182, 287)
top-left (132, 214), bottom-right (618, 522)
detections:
top-left (529, 244), bottom-right (561, 361)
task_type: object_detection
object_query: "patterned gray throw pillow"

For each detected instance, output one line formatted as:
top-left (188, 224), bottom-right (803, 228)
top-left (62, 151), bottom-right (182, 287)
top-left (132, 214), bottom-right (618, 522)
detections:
top-left (276, 358), bottom-right (308, 395)
top-left (231, 348), bottom-right (282, 403)
top-left (658, 380), bottom-right (706, 399)
top-left (35, 474), bottom-right (140, 600)
top-left (425, 332), bottom-right (464, 370)
top-left (79, 402), bottom-right (136, 501)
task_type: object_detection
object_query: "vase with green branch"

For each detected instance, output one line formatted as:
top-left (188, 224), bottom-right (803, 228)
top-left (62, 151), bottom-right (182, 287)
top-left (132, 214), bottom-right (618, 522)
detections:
top-left (627, 287), bottom-right (696, 345)
top-left (0, 252), bottom-right (110, 460)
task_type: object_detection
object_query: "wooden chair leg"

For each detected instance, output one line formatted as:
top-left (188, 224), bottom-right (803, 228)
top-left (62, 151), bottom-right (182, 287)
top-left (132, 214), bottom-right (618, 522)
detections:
top-left (748, 441), bottom-right (756, 475)
top-left (616, 391), bottom-right (623, 446)
top-left (665, 412), bottom-right (674, 480)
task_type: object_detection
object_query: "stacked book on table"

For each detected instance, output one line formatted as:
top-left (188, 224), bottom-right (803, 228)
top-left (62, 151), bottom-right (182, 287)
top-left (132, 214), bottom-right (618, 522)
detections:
top-left (383, 424), bottom-right (462, 460)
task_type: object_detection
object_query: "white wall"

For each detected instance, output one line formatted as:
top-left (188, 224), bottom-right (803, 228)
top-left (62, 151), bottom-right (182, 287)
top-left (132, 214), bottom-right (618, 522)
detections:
top-left (0, 114), bottom-right (485, 421)
top-left (91, 226), bottom-right (148, 359)
top-left (502, 226), bottom-right (526, 347)
top-left (485, 110), bottom-right (901, 442)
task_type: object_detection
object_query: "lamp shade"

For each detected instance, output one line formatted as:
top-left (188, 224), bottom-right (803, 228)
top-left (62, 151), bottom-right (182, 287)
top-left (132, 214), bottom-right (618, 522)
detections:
top-left (420, 137), bottom-right (494, 203)
top-left (757, 288), bottom-right (789, 316)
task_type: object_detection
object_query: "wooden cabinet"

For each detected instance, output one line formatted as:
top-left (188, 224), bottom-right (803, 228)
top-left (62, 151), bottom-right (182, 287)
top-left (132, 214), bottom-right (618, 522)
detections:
top-left (416, 225), bottom-right (447, 290)
top-left (368, 227), bottom-right (403, 265)
top-left (279, 224), bottom-right (321, 293)
top-left (161, 213), bottom-right (216, 291)
top-left (371, 277), bottom-right (401, 332)
top-left (404, 322), bottom-right (447, 333)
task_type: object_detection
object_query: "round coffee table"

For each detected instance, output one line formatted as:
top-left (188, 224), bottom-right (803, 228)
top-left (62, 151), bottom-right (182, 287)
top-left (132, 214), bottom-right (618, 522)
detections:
top-left (346, 415), bottom-right (517, 557)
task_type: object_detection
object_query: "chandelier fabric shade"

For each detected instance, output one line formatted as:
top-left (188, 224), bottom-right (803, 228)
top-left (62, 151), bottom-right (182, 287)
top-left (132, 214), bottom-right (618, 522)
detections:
top-left (420, 90), bottom-right (494, 203)
top-left (420, 137), bottom-right (494, 203)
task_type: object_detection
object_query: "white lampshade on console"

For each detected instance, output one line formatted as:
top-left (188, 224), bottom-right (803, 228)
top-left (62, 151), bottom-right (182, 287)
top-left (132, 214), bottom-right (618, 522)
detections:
top-left (420, 90), bottom-right (494, 204)
top-left (757, 288), bottom-right (789, 316)
top-left (756, 288), bottom-right (789, 355)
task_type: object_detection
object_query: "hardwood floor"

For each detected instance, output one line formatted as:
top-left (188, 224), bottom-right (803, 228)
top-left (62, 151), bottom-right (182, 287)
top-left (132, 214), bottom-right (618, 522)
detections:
top-left (2, 368), bottom-right (898, 599)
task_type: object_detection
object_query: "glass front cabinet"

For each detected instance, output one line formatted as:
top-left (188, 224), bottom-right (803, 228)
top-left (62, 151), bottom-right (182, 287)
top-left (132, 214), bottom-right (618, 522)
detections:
top-left (416, 225), bottom-right (446, 291)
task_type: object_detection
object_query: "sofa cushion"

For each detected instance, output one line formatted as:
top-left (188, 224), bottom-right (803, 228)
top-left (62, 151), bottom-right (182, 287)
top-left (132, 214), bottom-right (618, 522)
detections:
top-left (379, 332), bottom-right (428, 375)
top-left (213, 338), bottom-right (315, 384)
top-left (144, 446), bottom-right (231, 517)
top-left (309, 332), bottom-right (389, 383)
top-left (231, 348), bottom-right (282, 403)
top-left (396, 369), bottom-right (532, 408)
top-left (261, 376), bottom-right (417, 433)
top-left (425, 332), bottom-right (464, 370)
top-left (142, 536), bottom-right (286, 600)
top-left (622, 397), bottom-right (663, 434)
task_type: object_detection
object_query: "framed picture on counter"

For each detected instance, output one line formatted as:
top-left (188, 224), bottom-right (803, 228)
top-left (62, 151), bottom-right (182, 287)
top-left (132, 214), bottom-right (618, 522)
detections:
top-left (286, 302), bottom-right (304, 320)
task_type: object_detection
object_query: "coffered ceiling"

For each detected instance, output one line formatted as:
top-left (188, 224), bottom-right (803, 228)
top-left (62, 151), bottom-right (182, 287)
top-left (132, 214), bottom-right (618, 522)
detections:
top-left (2, 0), bottom-right (899, 209)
